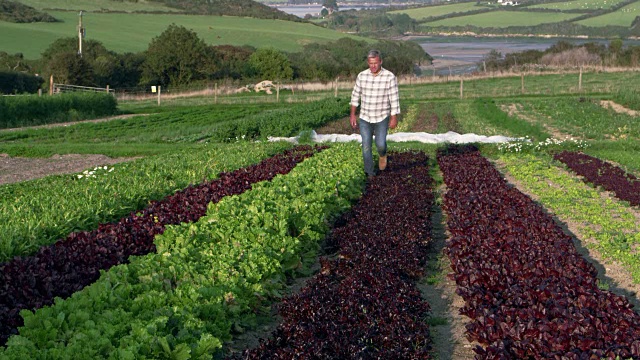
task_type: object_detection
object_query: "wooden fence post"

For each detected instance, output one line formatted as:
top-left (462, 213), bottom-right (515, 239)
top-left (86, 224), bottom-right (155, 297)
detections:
top-left (578, 67), bottom-right (583, 91)
top-left (460, 78), bottom-right (464, 99)
top-left (157, 86), bottom-right (161, 105)
top-left (521, 73), bottom-right (524, 94)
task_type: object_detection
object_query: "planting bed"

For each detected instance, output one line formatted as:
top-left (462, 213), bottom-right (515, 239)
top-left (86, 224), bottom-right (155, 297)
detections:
top-left (237, 151), bottom-right (435, 358)
top-left (437, 145), bottom-right (640, 358)
top-left (554, 151), bottom-right (640, 207)
top-left (0, 145), bottom-right (323, 346)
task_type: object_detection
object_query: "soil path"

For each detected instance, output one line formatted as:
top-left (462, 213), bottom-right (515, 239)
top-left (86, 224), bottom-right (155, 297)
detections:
top-left (419, 193), bottom-right (478, 359)
top-left (0, 153), bottom-right (138, 185)
top-left (501, 103), bottom-right (574, 140)
top-left (600, 100), bottom-right (639, 116)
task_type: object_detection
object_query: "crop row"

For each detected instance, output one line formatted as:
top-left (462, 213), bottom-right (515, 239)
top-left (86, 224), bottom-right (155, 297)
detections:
top-left (208, 97), bottom-right (349, 142)
top-left (240, 151), bottom-right (434, 358)
top-left (554, 150), bottom-right (640, 206)
top-left (0, 144), bottom-right (365, 359)
top-left (499, 152), bottom-right (640, 283)
top-left (0, 145), bottom-right (322, 347)
top-left (514, 98), bottom-right (640, 140)
top-left (437, 145), bottom-right (640, 358)
top-left (0, 142), bottom-right (293, 262)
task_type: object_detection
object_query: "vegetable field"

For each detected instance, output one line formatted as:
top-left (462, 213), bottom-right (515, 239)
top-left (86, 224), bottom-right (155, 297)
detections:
top-left (1, 72), bottom-right (640, 358)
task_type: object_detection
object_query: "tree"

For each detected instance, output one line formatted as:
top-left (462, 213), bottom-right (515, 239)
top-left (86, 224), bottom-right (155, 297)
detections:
top-left (41, 37), bottom-right (111, 63)
top-left (479, 49), bottom-right (504, 71)
top-left (248, 48), bottom-right (293, 81)
top-left (141, 24), bottom-right (208, 87)
top-left (210, 45), bottom-right (255, 80)
top-left (322, 0), bottom-right (338, 12)
top-left (47, 52), bottom-right (94, 85)
top-left (0, 52), bottom-right (30, 72)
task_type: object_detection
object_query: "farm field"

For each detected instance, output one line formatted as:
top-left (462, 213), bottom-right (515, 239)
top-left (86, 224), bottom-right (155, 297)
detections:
top-left (576, 0), bottom-right (640, 26)
top-left (388, 2), bottom-right (489, 20)
top-left (526, 0), bottom-right (630, 10)
top-left (0, 11), bottom-right (368, 59)
top-left (425, 10), bottom-right (581, 27)
top-left (15, 0), bottom-right (183, 12)
top-left (1, 71), bottom-right (640, 358)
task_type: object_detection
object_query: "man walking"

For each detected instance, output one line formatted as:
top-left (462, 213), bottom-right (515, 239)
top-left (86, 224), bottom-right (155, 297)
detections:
top-left (350, 49), bottom-right (400, 177)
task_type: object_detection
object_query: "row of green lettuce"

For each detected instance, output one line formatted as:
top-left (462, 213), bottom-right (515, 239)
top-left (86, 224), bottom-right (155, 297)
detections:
top-left (0, 142), bottom-right (293, 262)
top-left (497, 152), bottom-right (640, 284)
top-left (0, 143), bottom-right (365, 359)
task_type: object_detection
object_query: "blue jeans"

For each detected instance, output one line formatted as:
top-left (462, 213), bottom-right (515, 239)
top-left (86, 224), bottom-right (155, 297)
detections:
top-left (358, 117), bottom-right (389, 176)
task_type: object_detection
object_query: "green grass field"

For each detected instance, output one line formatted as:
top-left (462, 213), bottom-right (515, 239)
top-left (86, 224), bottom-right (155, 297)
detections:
top-left (425, 10), bottom-right (581, 26)
top-left (575, 0), bottom-right (640, 26)
top-left (0, 11), bottom-right (369, 59)
top-left (15, 0), bottom-right (182, 12)
top-left (526, 0), bottom-right (629, 10)
top-left (389, 2), bottom-right (488, 20)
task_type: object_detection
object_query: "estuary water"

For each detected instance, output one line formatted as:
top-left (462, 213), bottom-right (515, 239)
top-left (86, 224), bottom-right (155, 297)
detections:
top-left (270, 4), bottom-right (388, 18)
top-left (412, 36), bottom-right (640, 75)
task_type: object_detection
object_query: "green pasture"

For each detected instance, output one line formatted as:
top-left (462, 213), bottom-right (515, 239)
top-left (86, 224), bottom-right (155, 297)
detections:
top-left (399, 71), bottom-right (639, 100)
top-left (525, 0), bottom-right (629, 11)
top-left (425, 10), bottom-right (581, 26)
top-left (575, 0), bottom-right (640, 26)
top-left (498, 97), bottom-right (640, 141)
top-left (389, 2), bottom-right (488, 20)
top-left (0, 11), bottom-right (367, 59)
top-left (14, 0), bottom-right (182, 12)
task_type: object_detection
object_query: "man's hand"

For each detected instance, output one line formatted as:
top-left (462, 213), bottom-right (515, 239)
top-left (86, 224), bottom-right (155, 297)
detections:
top-left (389, 115), bottom-right (398, 129)
top-left (350, 114), bottom-right (358, 130)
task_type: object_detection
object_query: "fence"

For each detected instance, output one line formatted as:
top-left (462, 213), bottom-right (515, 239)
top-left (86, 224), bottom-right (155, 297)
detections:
top-left (53, 83), bottom-right (115, 95)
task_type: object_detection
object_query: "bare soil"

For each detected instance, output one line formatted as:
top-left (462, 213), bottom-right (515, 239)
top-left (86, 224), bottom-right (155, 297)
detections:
top-left (600, 100), bottom-right (639, 116)
top-left (0, 153), bottom-right (138, 185)
top-left (0, 114), bottom-right (148, 185)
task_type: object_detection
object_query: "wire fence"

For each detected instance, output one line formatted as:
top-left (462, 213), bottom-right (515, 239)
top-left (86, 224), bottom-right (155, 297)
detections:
top-left (109, 65), bottom-right (640, 105)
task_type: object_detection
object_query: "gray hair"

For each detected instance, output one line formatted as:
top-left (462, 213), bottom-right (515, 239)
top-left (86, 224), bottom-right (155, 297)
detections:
top-left (367, 50), bottom-right (382, 60)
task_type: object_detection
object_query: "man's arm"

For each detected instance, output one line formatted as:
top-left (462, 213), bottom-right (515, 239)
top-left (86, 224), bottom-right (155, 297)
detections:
top-left (350, 75), bottom-right (362, 130)
top-left (350, 105), bottom-right (358, 129)
top-left (388, 75), bottom-right (400, 129)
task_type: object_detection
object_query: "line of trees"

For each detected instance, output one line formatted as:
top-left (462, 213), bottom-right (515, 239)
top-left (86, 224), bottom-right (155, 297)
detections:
top-left (0, 24), bottom-right (430, 94)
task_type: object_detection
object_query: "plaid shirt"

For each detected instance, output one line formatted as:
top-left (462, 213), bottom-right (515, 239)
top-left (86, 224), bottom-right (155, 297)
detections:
top-left (350, 67), bottom-right (400, 123)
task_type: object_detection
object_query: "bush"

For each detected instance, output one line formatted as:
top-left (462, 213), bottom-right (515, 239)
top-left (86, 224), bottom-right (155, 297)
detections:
top-left (0, 92), bottom-right (117, 129)
top-left (0, 71), bottom-right (44, 94)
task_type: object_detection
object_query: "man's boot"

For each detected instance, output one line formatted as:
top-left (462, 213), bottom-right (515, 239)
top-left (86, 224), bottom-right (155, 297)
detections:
top-left (379, 155), bottom-right (387, 171)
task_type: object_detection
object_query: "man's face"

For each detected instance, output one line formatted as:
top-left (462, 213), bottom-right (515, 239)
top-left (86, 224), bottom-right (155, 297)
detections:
top-left (367, 56), bottom-right (382, 75)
